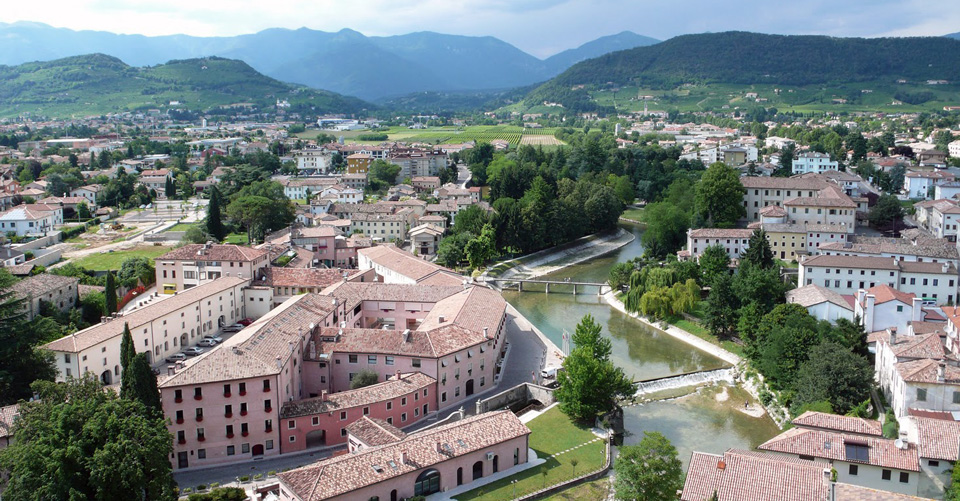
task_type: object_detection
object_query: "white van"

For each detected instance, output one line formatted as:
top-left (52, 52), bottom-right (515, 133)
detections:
top-left (540, 366), bottom-right (559, 379)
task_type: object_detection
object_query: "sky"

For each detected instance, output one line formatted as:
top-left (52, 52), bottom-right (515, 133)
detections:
top-left (4, 0), bottom-right (960, 58)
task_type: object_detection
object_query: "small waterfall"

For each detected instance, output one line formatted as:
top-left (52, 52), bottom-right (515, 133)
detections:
top-left (633, 368), bottom-right (735, 396)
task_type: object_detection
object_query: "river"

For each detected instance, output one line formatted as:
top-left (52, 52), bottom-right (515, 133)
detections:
top-left (502, 222), bottom-right (781, 466)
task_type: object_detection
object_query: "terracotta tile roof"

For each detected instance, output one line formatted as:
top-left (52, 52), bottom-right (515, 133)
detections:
top-left (346, 417), bottom-right (407, 447)
top-left (801, 255), bottom-right (899, 270)
top-left (687, 228), bottom-right (754, 239)
top-left (909, 321), bottom-right (947, 336)
top-left (887, 333), bottom-right (947, 360)
top-left (358, 245), bottom-right (460, 283)
top-left (786, 285), bottom-right (854, 310)
top-left (791, 411), bottom-right (883, 437)
top-left (278, 410), bottom-right (530, 501)
top-left (681, 449), bottom-right (831, 501)
top-left (157, 244), bottom-right (268, 262)
top-left (758, 427), bottom-right (920, 471)
top-left (45, 277), bottom-right (249, 353)
top-left (78, 284), bottom-right (105, 298)
top-left (0, 403), bottom-right (19, 440)
top-left (784, 195), bottom-right (857, 208)
top-left (759, 204), bottom-right (788, 217)
top-left (280, 372), bottom-right (434, 419)
top-left (895, 358), bottom-right (960, 385)
top-left (10, 273), bottom-right (77, 299)
top-left (252, 267), bottom-right (345, 289)
top-left (914, 416), bottom-right (960, 461)
top-left (832, 483), bottom-right (928, 500)
top-left (741, 176), bottom-right (830, 190)
top-left (866, 285), bottom-right (916, 305)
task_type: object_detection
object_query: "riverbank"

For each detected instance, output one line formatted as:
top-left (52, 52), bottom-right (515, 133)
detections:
top-left (482, 228), bottom-right (636, 283)
top-left (601, 291), bottom-right (741, 366)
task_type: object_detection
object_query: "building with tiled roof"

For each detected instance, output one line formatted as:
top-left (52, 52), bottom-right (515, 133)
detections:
top-left (0, 205), bottom-right (58, 236)
top-left (792, 411), bottom-right (883, 437)
top-left (0, 403), bottom-right (19, 449)
top-left (904, 169), bottom-right (955, 199)
top-left (358, 245), bottom-right (464, 285)
top-left (346, 416), bottom-right (407, 451)
top-left (159, 280), bottom-right (508, 471)
top-left (155, 243), bottom-right (270, 294)
top-left (799, 255), bottom-right (957, 303)
top-left (9, 273), bottom-right (78, 321)
top-left (786, 284), bottom-right (854, 324)
top-left (682, 449), bottom-right (833, 501)
top-left (251, 267), bottom-right (346, 307)
top-left (44, 276), bottom-right (250, 385)
top-left (817, 236), bottom-right (960, 266)
top-left (277, 410), bottom-right (530, 501)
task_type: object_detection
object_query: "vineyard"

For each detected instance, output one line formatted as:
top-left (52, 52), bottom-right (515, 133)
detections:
top-left (341, 125), bottom-right (562, 147)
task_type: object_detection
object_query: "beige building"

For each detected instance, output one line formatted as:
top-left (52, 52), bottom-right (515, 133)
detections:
top-left (43, 277), bottom-right (250, 384)
top-left (10, 273), bottom-right (79, 321)
top-left (155, 243), bottom-right (269, 294)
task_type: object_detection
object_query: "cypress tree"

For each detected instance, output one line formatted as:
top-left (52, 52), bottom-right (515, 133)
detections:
top-left (128, 353), bottom-right (161, 414)
top-left (105, 271), bottom-right (117, 315)
top-left (206, 185), bottom-right (227, 242)
top-left (164, 177), bottom-right (175, 198)
top-left (119, 323), bottom-right (135, 398)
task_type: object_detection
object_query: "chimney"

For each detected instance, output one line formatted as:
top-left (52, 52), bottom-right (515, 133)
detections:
top-left (395, 370), bottom-right (402, 381)
top-left (438, 315), bottom-right (445, 323)
top-left (403, 329), bottom-right (411, 343)
top-left (167, 365), bottom-right (176, 376)
top-left (912, 298), bottom-right (924, 322)
top-left (276, 355), bottom-right (282, 369)
top-left (321, 390), bottom-right (328, 401)
top-left (400, 452), bottom-right (408, 464)
top-left (938, 361), bottom-right (946, 382)
top-left (483, 327), bottom-right (489, 339)
top-left (888, 328), bottom-right (897, 346)
top-left (436, 442), bottom-right (443, 454)
top-left (717, 460), bottom-right (726, 471)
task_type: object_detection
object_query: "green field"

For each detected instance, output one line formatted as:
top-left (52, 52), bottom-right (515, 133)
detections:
top-left (583, 81), bottom-right (960, 114)
top-left (165, 222), bottom-right (199, 232)
top-left (299, 125), bottom-right (562, 148)
top-left (454, 407), bottom-right (606, 501)
top-left (621, 207), bottom-right (645, 221)
top-left (72, 245), bottom-right (172, 271)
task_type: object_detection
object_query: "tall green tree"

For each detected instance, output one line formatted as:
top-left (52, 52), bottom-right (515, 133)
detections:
top-left (164, 176), bottom-right (175, 198)
top-left (694, 162), bottom-right (745, 227)
top-left (205, 185), bottom-right (227, 242)
top-left (698, 244), bottom-right (730, 286)
top-left (465, 224), bottom-right (498, 270)
top-left (705, 273), bottom-right (738, 339)
top-left (641, 202), bottom-right (689, 258)
top-left (0, 269), bottom-right (55, 405)
top-left (791, 342), bottom-right (874, 415)
top-left (0, 376), bottom-right (175, 501)
top-left (104, 271), bottom-right (117, 316)
top-left (614, 432), bottom-right (684, 501)
top-left (742, 229), bottom-right (775, 268)
top-left (869, 194), bottom-right (905, 229)
top-left (126, 353), bottom-right (162, 414)
top-left (555, 315), bottom-right (633, 422)
top-left (119, 323), bottom-right (135, 397)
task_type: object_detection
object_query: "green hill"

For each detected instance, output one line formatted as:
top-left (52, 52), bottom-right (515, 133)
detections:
top-left (526, 32), bottom-right (960, 113)
top-left (0, 54), bottom-right (371, 118)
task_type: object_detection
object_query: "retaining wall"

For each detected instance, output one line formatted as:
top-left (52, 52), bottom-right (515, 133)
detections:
top-left (476, 383), bottom-right (556, 415)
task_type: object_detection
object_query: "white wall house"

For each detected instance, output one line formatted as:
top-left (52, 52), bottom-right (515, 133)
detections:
top-left (792, 151), bottom-right (838, 174)
top-left (904, 170), bottom-right (956, 200)
top-left (685, 228), bottom-right (754, 260)
top-left (0, 207), bottom-right (56, 236)
top-left (801, 255), bottom-right (959, 304)
top-left (294, 148), bottom-right (333, 176)
top-left (855, 286), bottom-right (927, 334)
top-left (785, 284), bottom-right (854, 324)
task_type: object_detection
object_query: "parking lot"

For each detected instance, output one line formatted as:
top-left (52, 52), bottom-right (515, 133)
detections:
top-left (152, 318), bottom-right (252, 371)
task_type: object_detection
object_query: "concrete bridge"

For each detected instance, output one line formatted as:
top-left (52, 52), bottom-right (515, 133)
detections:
top-left (484, 278), bottom-right (613, 296)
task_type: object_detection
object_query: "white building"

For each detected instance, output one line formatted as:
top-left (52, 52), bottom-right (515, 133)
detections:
top-left (294, 148), bottom-right (334, 176)
top-left (949, 140), bottom-right (960, 159)
top-left (357, 245), bottom-right (464, 286)
top-left (0, 206), bottom-right (57, 236)
top-left (785, 284), bottom-right (854, 324)
top-left (855, 286), bottom-right (930, 334)
top-left (685, 228), bottom-right (754, 260)
top-left (904, 170), bottom-right (955, 200)
top-left (800, 255), bottom-right (957, 304)
top-left (875, 328), bottom-right (959, 419)
top-left (934, 181), bottom-right (960, 201)
top-left (792, 152), bottom-right (838, 174)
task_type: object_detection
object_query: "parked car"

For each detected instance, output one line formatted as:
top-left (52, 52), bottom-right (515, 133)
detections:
top-left (221, 324), bottom-right (243, 333)
top-left (204, 334), bottom-right (224, 343)
top-left (237, 318), bottom-right (254, 326)
top-left (196, 339), bottom-right (217, 347)
top-left (182, 347), bottom-right (205, 356)
top-left (165, 353), bottom-right (187, 363)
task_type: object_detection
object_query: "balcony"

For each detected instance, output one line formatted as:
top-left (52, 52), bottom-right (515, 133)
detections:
top-left (175, 397), bottom-right (183, 403)
top-left (178, 438), bottom-right (186, 445)
top-left (226, 433), bottom-right (234, 439)
top-left (197, 436), bottom-right (205, 442)
top-left (242, 431), bottom-right (249, 437)
top-left (223, 392), bottom-right (231, 398)
top-left (239, 390), bottom-right (247, 396)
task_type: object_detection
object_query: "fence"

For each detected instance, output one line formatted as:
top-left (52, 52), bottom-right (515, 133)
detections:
top-left (515, 436), bottom-right (612, 501)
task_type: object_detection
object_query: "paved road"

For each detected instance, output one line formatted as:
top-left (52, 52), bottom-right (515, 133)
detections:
top-left (173, 308), bottom-right (550, 488)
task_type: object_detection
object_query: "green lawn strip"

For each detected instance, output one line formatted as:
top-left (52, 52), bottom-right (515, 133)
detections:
top-left (73, 246), bottom-right (172, 271)
top-left (541, 477), bottom-right (611, 501)
top-left (454, 407), bottom-right (606, 501)
top-left (669, 317), bottom-right (745, 358)
top-left (165, 222), bottom-right (198, 232)
top-left (777, 259), bottom-right (799, 269)
top-left (621, 208), bottom-right (645, 221)
top-left (223, 233), bottom-right (249, 244)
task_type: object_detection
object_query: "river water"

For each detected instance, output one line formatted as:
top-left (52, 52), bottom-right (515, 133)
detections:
top-left (502, 223), bottom-right (781, 466)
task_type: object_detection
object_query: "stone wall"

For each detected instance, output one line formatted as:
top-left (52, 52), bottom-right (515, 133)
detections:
top-left (475, 383), bottom-right (556, 415)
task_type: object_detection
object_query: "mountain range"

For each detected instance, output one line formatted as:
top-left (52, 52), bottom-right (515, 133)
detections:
top-left (0, 22), bottom-right (658, 100)
top-left (527, 31), bottom-right (960, 112)
top-left (0, 54), bottom-right (370, 118)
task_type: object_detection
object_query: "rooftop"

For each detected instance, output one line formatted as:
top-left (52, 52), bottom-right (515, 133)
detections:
top-left (345, 416), bottom-right (407, 447)
top-left (791, 411), bottom-right (883, 437)
top-left (914, 416), bottom-right (960, 461)
top-left (252, 267), bottom-right (346, 289)
top-left (786, 285), bottom-right (854, 311)
top-left (682, 449), bottom-right (831, 501)
top-left (280, 373), bottom-right (435, 419)
top-left (10, 273), bottom-right (77, 299)
top-left (157, 243), bottom-right (268, 263)
top-left (758, 427), bottom-right (920, 471)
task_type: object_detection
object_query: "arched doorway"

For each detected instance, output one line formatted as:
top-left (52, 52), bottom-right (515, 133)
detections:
top-left (180, 333), bottom-right (187, 347)
top-left (465, 379), bottom-right (475, 396)
top-left (390, 489), bottom-right (397, 501)
top-left (414, 469), bottom-right (441, 496)
top-left (252, 444), bottom-right (264, 456)
top-left (457, 467), bottom-right (463, 486)
top-left (100, 370), bottom-right (112, 385)
top-left (472, 460), bottom-right (483, 481)
top-left (492, 455), bottom-right (499, 473)
top-left (306, 429), bottom-right (326, 448)
top-left (218, 315), bottom-right (225, 328)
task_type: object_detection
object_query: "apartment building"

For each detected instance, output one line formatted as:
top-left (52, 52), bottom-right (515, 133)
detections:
top-left (791, 151), bottom-right (838, 174)
top-left (741, 175), bottom-right (831, 222)
top-left (387, 150), bottom-right (448, 179)
top-left (799, 254), bottom-right (957, 303)
top-left (817, 236), bottom-right (960, 267)
top-left (44, 277), bottom-right (250, 384)
top-left (346, 153), bottom-right (374, 175)
top-left (156, 243), bottom-right (270, 294)
top-left (0, 205), bottom-right (58, 236)
top-left (904, 170), bottom-right (955, 200)
top-left (914, 199), bottom-right (960, 240)
top-left (357, 245), bottom-right (464, 285)
top-left (685, 228), bottom-right (754, 260)
top-left (294, 149), bottom-right (334, 176)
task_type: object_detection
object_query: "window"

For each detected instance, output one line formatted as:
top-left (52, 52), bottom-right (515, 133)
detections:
top-left (401, 413), bottom-right (407, 422)
top-left (368, 355), bottom-right (377, 364)
top-left (289, 435), bottom-right (296, 443)
top-left (882, 469), bottom-right (892, 481)
top-left (198, 449), bottom-right (206, 459)
top-left (848, 464), bottom-right (858, 476)
top-left (385, 356), bottom-right (394, 365)
top-left (266, 440), bottom-right (274, 450)
top-left (288, 420), bottom-right (296, 430)
top-left (175, 389), bottom-right (183, 401)
top-left (227, 445), bottom-right (235, 456)
top-left (263, 379), bottom-right (271, 391)
top-left (196, 408), bottom-right (203, 420)
top-left (340, 411), bottom-right (347, 420)
top-left (953, 391), bottom-right (960, 404)
top-left (242, 443), bottom-right (250, 454)
top-left (897, 305), bottom-right (904, 312)
top-left (918, 388), bottom-right (928, 402)
top-left (514, 448), bottom-right (520, 465)
top-left (64, 353), bottom-right (71, 363)
top-left (241, 423), bottom-right (248, 435)
top-left (930, 460), bottom-right (941, 467)
top-left (264, 399), bottom-right (272, 411)
top-left (194, 387), bottom-right (202, 400)
top-left (363, 407), bottom-right (369, 415)
top-left (442, 392), bottom-right (447, 402)
top-left (899, 472), bottom-right (909, 483)
top-left (348, 354), bottom-right (358, 364)
top-left (265, 419), bottom-right (272, 431)
top-left (223, 384), bottom-right (231, 396)
top-left (386, 401), bottom-right (393, 411)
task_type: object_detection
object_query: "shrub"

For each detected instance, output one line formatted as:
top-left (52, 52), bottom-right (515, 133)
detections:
top-left (197, 484), bottom-right (207, 491)
top-left (268, 470), bottom-right (277, 477)
top-left (758, 389), bottom-right (773, 406)
top-left (239, 475), bottom-right (250, 482)
top-left (210, 482), bottom-right (219, 488)
top-left (253, 473), bottom-right (263, 480)
top-left (182, 487), bottom-right (192, 494)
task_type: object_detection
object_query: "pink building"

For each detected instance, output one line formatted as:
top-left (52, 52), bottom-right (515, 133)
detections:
top-left (280, 372), bottom-right (436, 452)
top-left (156, 243), bottom-right (270, 294)
top-left (278, 410), bottom-right (531, 501)
top-left (158, 281), bottom-right (507, 471)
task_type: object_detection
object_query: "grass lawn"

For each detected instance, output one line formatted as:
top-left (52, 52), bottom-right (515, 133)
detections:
top-left (621, 207), bottom-right (645, 221)
top-left (73, 246), bottom-right (172, 271)
top-left (165, 222), bottom-right (198, 232)
top-left (668, 316), bottom-right (745, 357)
top-left (454, 407), bottom-right (606, 501)
top-left (777, 259), bottom-right (799, 269)
top-left (542, 478), bottom-right (611, 501)
top-left (224, 233), bottom-right (249, 244)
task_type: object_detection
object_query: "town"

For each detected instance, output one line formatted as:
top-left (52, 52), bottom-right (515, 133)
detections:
top-left (5, 14), bottom-right (960, 501)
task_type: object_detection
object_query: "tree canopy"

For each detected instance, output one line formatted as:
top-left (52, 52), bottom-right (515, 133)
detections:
top-left (694, 162), bottom-right (745, 227)
top-left (614, 432), bottom-right (684, 501)
top-left (555, 315), bottom-right (633, 422)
